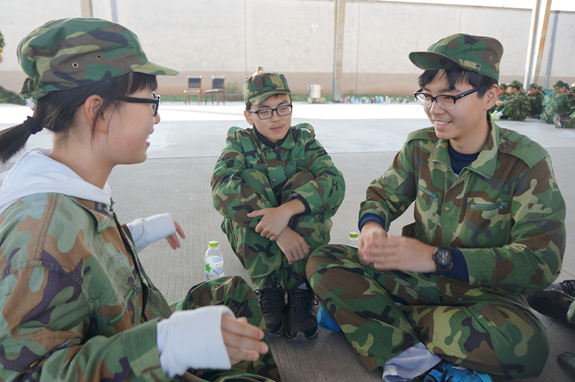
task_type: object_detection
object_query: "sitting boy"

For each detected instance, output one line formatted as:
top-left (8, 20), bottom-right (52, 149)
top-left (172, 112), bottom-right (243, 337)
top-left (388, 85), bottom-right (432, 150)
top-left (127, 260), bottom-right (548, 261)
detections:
top-left (211, 73), bottom-right (345, 340)
top-left (307, 34), bottom-right (565, 381)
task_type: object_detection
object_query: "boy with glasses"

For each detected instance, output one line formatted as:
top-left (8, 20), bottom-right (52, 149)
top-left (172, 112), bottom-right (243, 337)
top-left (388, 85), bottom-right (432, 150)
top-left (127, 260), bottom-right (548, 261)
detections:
top-left (211, 73), bottom-right (345, 340)
top-left (307, 34), bottom-right (565, 381)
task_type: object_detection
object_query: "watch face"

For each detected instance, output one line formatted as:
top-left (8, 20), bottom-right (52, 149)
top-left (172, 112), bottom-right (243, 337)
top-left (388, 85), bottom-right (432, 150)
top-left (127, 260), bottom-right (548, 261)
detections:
top-left (435, 248), bottom-right (453, 265)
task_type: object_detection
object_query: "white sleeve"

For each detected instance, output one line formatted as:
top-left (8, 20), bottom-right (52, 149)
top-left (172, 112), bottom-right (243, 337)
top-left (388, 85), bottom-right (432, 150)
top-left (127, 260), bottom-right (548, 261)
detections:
top-left (126, 213), bottom-right (176, 252)
top-left (156, 306), bottom-right (234, 377)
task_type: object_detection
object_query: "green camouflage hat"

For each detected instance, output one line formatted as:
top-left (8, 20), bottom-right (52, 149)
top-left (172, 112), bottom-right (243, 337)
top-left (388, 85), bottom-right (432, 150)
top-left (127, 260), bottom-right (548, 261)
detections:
top-left (409, 33), bottom-right (503, 81)
top-left (509, 80), bottom-right (522, 89)
top-left (243, 72), bottom-right (291, 105)
top-left (553, 80), bottom-right (566, 90)
top-left (528, 83), bottom-right (538, 89)
top-left (17, 18), bottom-right (178, 100)
top-left (499, 83), bottom-right (507, 90)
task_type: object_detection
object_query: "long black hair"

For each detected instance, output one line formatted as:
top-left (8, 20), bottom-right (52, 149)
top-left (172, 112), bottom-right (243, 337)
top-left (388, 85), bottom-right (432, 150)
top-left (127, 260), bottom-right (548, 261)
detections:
top-left (0, 72), bottom-right (157, 163)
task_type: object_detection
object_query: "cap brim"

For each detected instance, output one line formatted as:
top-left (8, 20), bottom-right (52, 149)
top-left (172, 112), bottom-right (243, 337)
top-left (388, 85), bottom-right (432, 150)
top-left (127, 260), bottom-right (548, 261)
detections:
top-left (132, 61), bottom-right (179, 76)
top-left (250, 90), bottom-right (291, 105)
top-left (409, 51), bottom-right (467, 72)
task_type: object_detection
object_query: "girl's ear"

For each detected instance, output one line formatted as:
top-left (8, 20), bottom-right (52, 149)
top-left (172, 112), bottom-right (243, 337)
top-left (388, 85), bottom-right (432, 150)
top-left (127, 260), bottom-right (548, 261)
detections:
top-left (83, 95), bottom-right (108, 133)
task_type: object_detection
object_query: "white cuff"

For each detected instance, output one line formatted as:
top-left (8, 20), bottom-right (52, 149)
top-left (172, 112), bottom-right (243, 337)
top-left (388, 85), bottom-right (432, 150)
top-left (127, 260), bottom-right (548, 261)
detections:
top-left (156, 306), bottom-right (234, 377)
top-left (126, 213), bottom-right (175, 252)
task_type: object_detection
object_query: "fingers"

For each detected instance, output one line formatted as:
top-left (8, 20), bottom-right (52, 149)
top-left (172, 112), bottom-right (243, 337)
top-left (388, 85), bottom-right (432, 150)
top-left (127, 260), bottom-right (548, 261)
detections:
top-left (174, 221), bottom-right (186, 239)
top-left (221, 316), bottom-right (268, 366)
top-left (166, 233), bottom-right (180, 249)
top-left (247, 209), bottom-right (266, 218)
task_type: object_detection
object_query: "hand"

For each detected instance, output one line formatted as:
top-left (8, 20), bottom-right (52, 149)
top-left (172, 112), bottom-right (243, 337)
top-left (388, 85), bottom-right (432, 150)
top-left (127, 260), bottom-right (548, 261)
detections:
top-left (358, 221), bottom-right (388, 260)
top-left (275, 227), bottom-right (310, 264)
top-left (361, 234), bottom-right (436, 273)
top-left (165, 220), bottom-right (185, 249)
top-left (221, 315), bottom-right (269, 365)
top-left (495, 100), bottom-right (503, 107)
top-left (247, 199), bottom-right (305, 241)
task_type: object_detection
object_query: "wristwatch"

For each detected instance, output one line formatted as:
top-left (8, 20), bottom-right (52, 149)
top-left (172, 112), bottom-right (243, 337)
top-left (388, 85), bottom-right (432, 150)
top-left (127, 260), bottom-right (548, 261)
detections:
top-left (432, 246), bottom-right (453, 277)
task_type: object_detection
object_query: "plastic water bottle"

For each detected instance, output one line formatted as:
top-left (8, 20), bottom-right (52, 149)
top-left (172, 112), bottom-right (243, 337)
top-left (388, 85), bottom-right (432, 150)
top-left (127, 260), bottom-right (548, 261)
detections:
top-left (205, 241), bottom-right (225, 280)
top-left (347, 232), bottom-right (359, 248)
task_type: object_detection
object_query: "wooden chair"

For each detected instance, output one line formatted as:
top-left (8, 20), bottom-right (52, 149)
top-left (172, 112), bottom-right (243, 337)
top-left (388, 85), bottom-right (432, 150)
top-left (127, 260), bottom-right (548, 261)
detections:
top-left (184, 76), bottom-right (202, 105)
top-left (204, 76), bottom-right (225, 105)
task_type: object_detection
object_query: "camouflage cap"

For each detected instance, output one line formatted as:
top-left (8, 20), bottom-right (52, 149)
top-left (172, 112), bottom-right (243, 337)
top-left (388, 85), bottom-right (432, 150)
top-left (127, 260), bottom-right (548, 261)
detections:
top-left (528, 83), bottom-right (538, 89)
top-left (17, 18), bottom-right (178, 100)
top-left (509, 80), bottom-right (522, 89)
top-left (553, 80), bottom-right (566, 90)
top-left (244, 72), bottom-right (291, 105)
top-left (409, 33), bottom-right (503, 81)
top-left (499, 83), bottom-right (507, 89)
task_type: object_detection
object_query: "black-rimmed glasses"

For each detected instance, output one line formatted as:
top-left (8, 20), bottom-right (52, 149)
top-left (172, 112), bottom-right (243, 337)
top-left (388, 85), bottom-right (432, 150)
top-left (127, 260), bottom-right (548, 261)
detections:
top-left (248, 104), bottom-right (293, 120)
top-left (117, 92), bottom-right (160, 116)
top-left (414, 88), bottom-right (478, 110)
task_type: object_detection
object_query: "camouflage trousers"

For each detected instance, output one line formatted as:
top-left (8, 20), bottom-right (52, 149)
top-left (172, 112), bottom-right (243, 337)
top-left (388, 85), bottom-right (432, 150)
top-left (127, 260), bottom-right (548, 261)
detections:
top-left (501, 104), bottom-right (528, 121)
top-left (222, 170), bottom-right (331, 291)
top-left (557, 113), bottom-right (575, 128)
top-left (0, 85), bottom-right (25, 105)
top-left (306, 245), bottom-right (549, 379)
top-left (171, 276), bottom-right (281, 382)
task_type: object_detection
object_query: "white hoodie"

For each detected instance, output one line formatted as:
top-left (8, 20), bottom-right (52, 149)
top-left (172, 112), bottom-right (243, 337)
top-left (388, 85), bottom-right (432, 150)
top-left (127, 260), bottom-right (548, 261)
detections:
top-left (0, 147), bottom-right (174, 251)
top-left (0, 147), bottom-right (234, 375)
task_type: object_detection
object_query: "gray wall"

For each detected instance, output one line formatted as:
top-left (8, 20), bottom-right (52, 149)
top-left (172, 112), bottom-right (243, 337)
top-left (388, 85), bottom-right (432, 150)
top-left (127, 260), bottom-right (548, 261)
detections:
top-left (1, 0), bottom-right (574, 96)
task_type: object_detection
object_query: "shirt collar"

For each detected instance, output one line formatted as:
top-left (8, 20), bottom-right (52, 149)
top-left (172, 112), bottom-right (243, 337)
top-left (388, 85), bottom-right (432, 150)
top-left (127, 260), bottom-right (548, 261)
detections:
top-left (253, 125), bottom-right (294, 149)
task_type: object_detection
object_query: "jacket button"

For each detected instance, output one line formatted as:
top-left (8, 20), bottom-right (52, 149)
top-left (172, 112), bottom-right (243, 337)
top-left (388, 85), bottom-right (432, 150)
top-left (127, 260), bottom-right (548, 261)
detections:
top-left (444, 207), bottom-right (450, 212)
top-left (272, 179), bottom-right (276, 182)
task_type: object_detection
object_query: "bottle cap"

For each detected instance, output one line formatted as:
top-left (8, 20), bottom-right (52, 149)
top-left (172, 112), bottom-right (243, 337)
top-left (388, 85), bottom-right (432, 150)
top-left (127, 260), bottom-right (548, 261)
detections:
top-left (208, 241), bottom-right (219, 247)
top-left (349, 232), bottom-right (359, 238)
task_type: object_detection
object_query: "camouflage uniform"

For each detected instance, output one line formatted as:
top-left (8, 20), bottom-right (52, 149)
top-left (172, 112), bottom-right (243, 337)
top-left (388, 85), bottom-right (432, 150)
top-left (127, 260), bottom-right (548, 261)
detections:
top-left (0, 31), bottom-right (26, 106)
top-left (500, 91), bottom-right (530, 121)
top-left (211, 124), bottom-right (345, 290)
top-left (527, 83), bottom-right (544, 118)
top-left (542, 91), bottom-right (573, 126)
top-left (0, 194), bottom-right (280, 381)
top-left (307, 118), bottom-right (566, 378)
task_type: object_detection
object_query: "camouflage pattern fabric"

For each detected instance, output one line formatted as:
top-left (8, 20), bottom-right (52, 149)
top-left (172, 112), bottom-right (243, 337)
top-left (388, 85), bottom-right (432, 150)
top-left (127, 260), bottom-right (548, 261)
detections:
top-left (542, 91), bottom-right (572, 123)
top-left (492, 91), bottom-right (510, 112)
top-left (244, 73), bottom-right (290, 106)
top-left (0, 193), bottom-right (279, 381)
top-left (306, 119), bottom-right (565, 378)
top-left (409, 34), bottom-right (503, 81)
top-left (17, 18), bottom-right (178, 100)
top-left (307, 244), bottom-right (549, 378)
top-left (211, 124), bottom-right (345, 290)
top-left (0, 85), bottom-right (26, 106)
top-left (528, 90), bottom-right (544, 118)
top-left (500, 91), bottom-right (530, 121)
top-left (0, 30), bottom-right (4, 52)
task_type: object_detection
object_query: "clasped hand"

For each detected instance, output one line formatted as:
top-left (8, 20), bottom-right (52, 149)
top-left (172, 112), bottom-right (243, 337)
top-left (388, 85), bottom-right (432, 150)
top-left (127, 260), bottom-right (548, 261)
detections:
top-left (358, 222), bottom-right (436, 273)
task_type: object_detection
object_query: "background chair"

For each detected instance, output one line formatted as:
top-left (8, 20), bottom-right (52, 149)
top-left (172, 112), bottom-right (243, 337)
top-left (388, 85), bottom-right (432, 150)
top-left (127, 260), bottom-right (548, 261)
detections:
top-left (204, 76), bottom-right (225, 105)
top-left (184, 76), bottom-right (202, 105)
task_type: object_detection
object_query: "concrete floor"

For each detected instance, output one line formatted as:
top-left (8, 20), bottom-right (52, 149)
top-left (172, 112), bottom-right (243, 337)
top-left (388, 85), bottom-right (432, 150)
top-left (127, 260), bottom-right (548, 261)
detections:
top-left (1, 102), bottom-right (574, 381)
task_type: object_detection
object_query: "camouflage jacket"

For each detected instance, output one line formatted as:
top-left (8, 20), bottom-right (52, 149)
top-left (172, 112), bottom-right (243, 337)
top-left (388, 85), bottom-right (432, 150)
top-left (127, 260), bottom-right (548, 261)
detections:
top-left (0, 194), bottom-right (174, 381)
top-left (528, 91), bottom-right (544, 117)
top-left (501, 92), bottom-right (531, 121)
top-left (360, 120), bottom-right (565, 296)
top-left (0, 31), bottom-right (3, 53)
top-left (211, 124), bottom-right (345, 228)
top-left (542, 91), bottom-right (571, 122)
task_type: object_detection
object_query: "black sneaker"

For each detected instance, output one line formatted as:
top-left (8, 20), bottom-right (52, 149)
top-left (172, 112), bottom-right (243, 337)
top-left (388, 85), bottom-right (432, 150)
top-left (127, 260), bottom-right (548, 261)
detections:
top-left (527, 290), bottom-right (575, 329)
top-left (285, 282), bottom-right (319, 340)
top-left (255, 285), bottom-right (286, 335)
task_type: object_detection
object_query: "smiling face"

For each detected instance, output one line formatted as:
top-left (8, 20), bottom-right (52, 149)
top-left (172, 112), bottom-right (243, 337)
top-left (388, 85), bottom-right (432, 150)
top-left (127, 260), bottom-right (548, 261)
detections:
top-left (420, 71), bottom-right (497, 154)
top-left (244, 94), bottom-right (292, 143)
top-left (105, 88), bottom-right (160, 165)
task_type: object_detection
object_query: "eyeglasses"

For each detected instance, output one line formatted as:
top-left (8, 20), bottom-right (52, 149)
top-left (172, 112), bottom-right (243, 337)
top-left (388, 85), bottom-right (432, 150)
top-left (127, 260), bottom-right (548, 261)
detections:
top-left (248, 104), bottom-right (293, 120)
top-left (117, 92), bottom-right (160, 116)
top-left (413, 88), bottom-right (478, 110)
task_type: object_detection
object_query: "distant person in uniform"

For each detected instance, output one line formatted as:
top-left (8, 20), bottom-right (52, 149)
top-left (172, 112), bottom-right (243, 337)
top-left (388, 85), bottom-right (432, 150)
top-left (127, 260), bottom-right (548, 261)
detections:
top-left (492, 80), bottom-right (530, 120)
top-left (527, 83), bottom-right (544, 118)
top-left (0, 31), bottom-right (33, 108)
top-left (542, 80), bottom-right (574, 128)
top-left (253, 66), bottom-right (264, 76)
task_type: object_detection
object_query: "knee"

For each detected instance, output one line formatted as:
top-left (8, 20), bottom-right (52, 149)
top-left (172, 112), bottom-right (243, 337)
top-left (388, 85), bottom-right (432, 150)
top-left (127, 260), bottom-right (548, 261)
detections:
top-left (306, 244), bottom-right (349, 280)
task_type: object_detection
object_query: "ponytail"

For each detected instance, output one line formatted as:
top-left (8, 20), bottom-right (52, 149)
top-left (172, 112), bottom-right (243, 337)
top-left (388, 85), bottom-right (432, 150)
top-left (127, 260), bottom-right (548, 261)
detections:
top-left (0, 116), bottom-right (42, 163)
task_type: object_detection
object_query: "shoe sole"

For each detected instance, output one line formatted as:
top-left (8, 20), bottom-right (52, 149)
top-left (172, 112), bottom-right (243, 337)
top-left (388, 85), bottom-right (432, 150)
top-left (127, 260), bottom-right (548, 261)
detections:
top-left (267, 321), bottom-right (285, 336)
top-left (284, 330), bottom-right (319, 341)
top-left (553, 114), bottom-right (562, 129)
